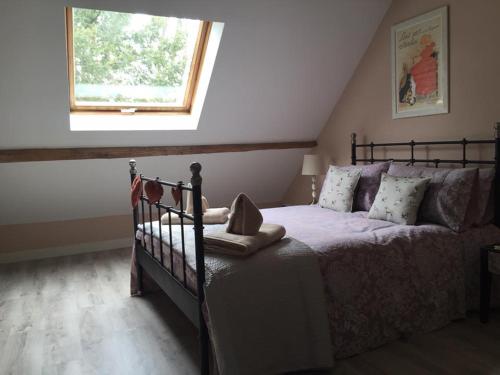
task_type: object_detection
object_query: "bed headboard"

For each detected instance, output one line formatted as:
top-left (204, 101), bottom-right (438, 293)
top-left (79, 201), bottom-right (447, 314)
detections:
top-left (350, 123), bottom-right (500, 226)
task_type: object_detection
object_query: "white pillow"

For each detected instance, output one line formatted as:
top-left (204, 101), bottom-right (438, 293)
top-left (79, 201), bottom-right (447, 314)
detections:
top-left (368, 173), bottom-right (431, 225)
top-left (318, 166), bottom-right (362, 212)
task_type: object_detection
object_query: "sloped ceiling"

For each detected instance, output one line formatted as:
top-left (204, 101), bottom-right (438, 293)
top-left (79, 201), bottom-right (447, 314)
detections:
top-left (0, 0), bottom-right (390, 224)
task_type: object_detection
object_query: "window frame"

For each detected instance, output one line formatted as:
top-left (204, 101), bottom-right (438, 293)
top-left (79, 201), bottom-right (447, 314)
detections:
top-left (65, 7), bottom-right (211, 114)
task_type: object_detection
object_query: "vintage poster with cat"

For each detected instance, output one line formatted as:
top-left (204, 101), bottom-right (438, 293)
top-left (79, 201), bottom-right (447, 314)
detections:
top-left (392, 7), bottom-right (448, 119)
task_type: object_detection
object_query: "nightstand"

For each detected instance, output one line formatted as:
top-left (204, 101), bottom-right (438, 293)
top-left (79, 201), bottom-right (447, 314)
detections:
top-left (480, 244), bottom-right (500, 323)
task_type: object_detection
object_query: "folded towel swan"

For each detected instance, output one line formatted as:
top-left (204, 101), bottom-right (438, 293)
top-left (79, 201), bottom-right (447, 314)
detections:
top-left (226, 193), bottom-right (263, 235)
top-left (203, 193), bottom-right (286, 256)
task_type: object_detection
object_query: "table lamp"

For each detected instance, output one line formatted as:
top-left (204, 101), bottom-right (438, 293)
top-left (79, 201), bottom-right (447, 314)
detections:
top-left (302, 154), bottom-right (322, 205)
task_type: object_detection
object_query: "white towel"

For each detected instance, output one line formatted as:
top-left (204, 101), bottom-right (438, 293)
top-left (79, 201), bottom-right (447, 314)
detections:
top-left (185, 187), bottom-right (209, 214)
top-left (161, 207), bottom-right (230, 225)
top-left (204, 223), bottom-right (286, 256)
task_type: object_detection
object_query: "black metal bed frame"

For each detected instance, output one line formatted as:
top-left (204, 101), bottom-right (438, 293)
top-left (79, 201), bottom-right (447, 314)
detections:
top-left (129, 160), bottom-right (209, 375)
top-left (351, 123), bottom-right (500, 226)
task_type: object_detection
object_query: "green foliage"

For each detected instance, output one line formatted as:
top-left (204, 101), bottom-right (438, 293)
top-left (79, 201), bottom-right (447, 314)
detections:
top-left (72, 8), bottom-right (191, 87)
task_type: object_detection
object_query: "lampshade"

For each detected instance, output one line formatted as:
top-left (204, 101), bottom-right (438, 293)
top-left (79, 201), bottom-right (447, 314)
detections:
top-left (302, 154), bottom-right (322, 176)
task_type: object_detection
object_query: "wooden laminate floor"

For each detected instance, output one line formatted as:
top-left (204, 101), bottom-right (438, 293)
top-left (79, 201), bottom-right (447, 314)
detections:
top-left (1, 248), bottom-right (499, 375)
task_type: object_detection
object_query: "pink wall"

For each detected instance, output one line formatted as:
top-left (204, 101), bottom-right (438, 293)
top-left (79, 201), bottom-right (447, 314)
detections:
top-left (285, 0), bottom-right (500, 204)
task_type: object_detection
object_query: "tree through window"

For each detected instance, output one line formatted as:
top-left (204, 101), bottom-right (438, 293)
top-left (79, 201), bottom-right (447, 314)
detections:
top-left (66, 7), bottom-right (211, 113)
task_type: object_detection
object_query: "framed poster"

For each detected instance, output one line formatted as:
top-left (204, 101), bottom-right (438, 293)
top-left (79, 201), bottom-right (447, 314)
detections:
top-left (391, 6), bottom-right (448, 119)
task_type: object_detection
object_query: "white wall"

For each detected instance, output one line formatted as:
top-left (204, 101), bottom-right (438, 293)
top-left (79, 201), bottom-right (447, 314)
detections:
top-left (0, 150), bottom-right (307, 224)
top-left (0, 0), bottom-right (390, 225)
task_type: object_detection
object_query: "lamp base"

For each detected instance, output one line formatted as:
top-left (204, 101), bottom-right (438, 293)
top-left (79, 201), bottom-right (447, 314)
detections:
top-left (310, 176), bottom-right (317, 205)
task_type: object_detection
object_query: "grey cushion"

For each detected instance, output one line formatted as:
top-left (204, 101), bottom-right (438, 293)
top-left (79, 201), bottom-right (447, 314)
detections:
top-left (368, 173), bottom-right (431, 225)
top-left (319, 166), bottom-right (362, 212)
top-left (387, 164), bottom-right (477, 232)
top-left (339, 162), bottom-right (391, 211)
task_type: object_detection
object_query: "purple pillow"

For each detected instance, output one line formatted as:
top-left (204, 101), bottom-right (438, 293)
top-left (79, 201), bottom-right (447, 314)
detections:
top-left (340, 162), bottom-right (391, 211)
top-left (387, 164), bottom-right (478, 232)
top-left (464, 168), bottom-right (495, 227)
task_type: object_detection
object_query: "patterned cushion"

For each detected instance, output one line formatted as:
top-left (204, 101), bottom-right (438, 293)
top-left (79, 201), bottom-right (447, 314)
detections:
top-left (339, 162), bottom-right (391, 211)
top-left (319, 166), bottom-right (362, 212)
top-left (388, 164), bottom-right (477, 231)
top-left (368, 173), bottom-right (431, 225)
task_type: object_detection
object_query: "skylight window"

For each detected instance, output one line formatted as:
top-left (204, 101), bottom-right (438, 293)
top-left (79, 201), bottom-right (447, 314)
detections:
top-left (66, 7), bottom-right (211, 113)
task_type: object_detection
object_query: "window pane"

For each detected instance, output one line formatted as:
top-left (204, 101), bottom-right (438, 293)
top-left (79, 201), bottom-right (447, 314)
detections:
top-left (71, 8), bottom-right (202, 108)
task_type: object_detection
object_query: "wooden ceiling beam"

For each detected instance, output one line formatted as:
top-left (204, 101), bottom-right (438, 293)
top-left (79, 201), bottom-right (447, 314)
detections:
top-left (0, 141), bottom-right (317, 163)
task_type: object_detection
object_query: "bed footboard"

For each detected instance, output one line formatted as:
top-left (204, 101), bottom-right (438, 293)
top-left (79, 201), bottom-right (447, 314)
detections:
top-left (129, 160), bottom-right (210, 375)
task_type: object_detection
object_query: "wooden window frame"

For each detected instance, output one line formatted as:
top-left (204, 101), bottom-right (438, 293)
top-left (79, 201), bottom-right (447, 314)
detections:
top-left (65, 7), bottom-right (211, 114)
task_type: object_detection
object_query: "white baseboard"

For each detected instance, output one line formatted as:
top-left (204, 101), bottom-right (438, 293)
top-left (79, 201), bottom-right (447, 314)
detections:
top-left (0, 237), bottom-right (132, 264)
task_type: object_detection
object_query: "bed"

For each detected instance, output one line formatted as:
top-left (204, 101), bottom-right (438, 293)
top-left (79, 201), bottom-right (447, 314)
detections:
top-left (129, 128), bottom-right (500, 375)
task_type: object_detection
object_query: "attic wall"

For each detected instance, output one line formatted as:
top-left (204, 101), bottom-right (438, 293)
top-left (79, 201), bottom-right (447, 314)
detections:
top-left (285, 0), bottom-right (500, 204)
top-left (0, 0), bottom-right (390, 149)
top-left (0, 0), bottom-right (390, 256)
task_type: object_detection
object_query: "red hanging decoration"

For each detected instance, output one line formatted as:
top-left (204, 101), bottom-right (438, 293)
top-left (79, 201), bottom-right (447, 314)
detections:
top-left (171, 186), bottom-right (182, 206)
top-left (145, 180), bottom-right (164, 204)
top-left (131, 175), bottom-right (142, 208)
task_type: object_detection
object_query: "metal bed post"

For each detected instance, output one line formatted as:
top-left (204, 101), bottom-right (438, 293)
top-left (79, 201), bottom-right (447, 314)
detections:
top-left (461, 138), bottom-right (468, 168)
top-left (129, 159), bottom-right (143, 293)
top-left (351, 133), bottom-right (357, 166)
top-left (494, 123), bottom-right (500, 226)
top-left (190, 162), bottom-right (210, 375)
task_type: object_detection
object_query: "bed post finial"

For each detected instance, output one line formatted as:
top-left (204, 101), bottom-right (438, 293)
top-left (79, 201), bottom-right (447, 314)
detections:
top-left (351, 133), bottom-right (357, 166)
top-left (129, 159), bottom-right (137, 175)
top-left (190, 162), bottom-right (202, 187)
